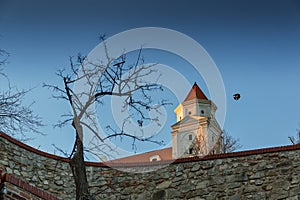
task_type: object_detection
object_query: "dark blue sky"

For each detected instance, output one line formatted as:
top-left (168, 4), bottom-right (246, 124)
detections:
top-left (1, 0), bottom-right (300, 157)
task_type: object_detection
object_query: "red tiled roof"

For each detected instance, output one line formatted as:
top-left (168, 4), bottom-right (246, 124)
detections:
top-left (2, 132), bottom-right (300, 168)
top-left (184, 82), bottom-right (208, 101)
top-left (106, 147), bottom-right (172, 164)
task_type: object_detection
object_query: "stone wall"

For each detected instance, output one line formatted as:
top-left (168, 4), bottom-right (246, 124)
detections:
top-left (0, 133), bottom-right (75, 199)
top-left (0, 172), bottom-right (59, 200)
top-left (88, 151), bottom-right (300, 200)
top-left (1, 132), bottom-right (300, 199)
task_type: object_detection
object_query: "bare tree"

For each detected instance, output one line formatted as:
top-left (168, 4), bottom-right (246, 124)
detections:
top-left (186, 129), bottom-right (241, 157)
top-left (0, 88), bottom-right (44, 139)
top-left (221, 130), bottom-right (241, 153)
top-left (185, 133), bottom-right (209, 157)
top-left (289, 128), bottom-right (300, 145)
top-left (183, 127), bottom-right (242, 158)
top-left (44, 38), bottom-right (168, 199)
top-left (0, 48), bottom-right (43, 140)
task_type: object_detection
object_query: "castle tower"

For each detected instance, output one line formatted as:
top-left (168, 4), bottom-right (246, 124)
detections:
top-left (171, 82), bottom-right (222, 159)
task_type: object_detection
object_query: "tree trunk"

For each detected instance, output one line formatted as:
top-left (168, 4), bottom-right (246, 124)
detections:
top-left (69, 126), bottom-right (92, 199)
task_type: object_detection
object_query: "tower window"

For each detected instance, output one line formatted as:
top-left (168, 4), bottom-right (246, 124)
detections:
top-left (189, 134), bottom-right (193, 140)
top-left (201, 110), bottom-right (204, 114)
top-left (185, 109), bottom-right (188, 115)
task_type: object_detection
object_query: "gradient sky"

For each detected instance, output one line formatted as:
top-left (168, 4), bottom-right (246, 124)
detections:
top-left (1, 0), bottom-right (300, 158)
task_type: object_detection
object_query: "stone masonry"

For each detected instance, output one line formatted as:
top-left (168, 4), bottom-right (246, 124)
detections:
top-left (1, 132), bottom-right (300, 199)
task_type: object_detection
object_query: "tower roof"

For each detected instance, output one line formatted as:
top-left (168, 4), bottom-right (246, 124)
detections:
top-left (183, 82), bottom-right (208, 102)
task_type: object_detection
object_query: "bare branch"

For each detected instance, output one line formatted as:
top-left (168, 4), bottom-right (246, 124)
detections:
top-left (289, 128), bottom-right (300, 145)
top-left (0, 88), bottom-right (44, 139)
top-left (0, 49), bottom-right (9, 66)
top-left (45, 38), bottom-right (169, 199)
top-left (221, 130), bottom-right (242, 153)
top-left (104, 124), bottom-right (165, 147)
top-left (52, 144), bottom-right (70, 157)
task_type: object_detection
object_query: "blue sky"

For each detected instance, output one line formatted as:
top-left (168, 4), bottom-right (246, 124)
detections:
top-left (0, 0), bottom-right (300, 158)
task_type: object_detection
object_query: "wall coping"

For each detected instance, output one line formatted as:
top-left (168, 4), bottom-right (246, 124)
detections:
top-left (0, 132), bottom-right (70, 162)
top-left (1, 131), bottom-right (300, 168)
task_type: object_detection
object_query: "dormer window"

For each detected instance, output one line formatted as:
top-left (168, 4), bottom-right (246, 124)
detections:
top-left (150, 155), bottom-right (161, 162)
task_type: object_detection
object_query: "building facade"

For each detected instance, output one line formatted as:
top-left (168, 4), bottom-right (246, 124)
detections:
top-left (108, 82), bottom-right (223, 163)
top-left (171, 82), bottom-right (222, 159)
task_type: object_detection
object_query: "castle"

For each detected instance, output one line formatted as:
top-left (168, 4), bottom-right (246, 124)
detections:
top-left (1, 83), bottom-right (300, 199)
top-left (111, 82), bottom-right (222, 163)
